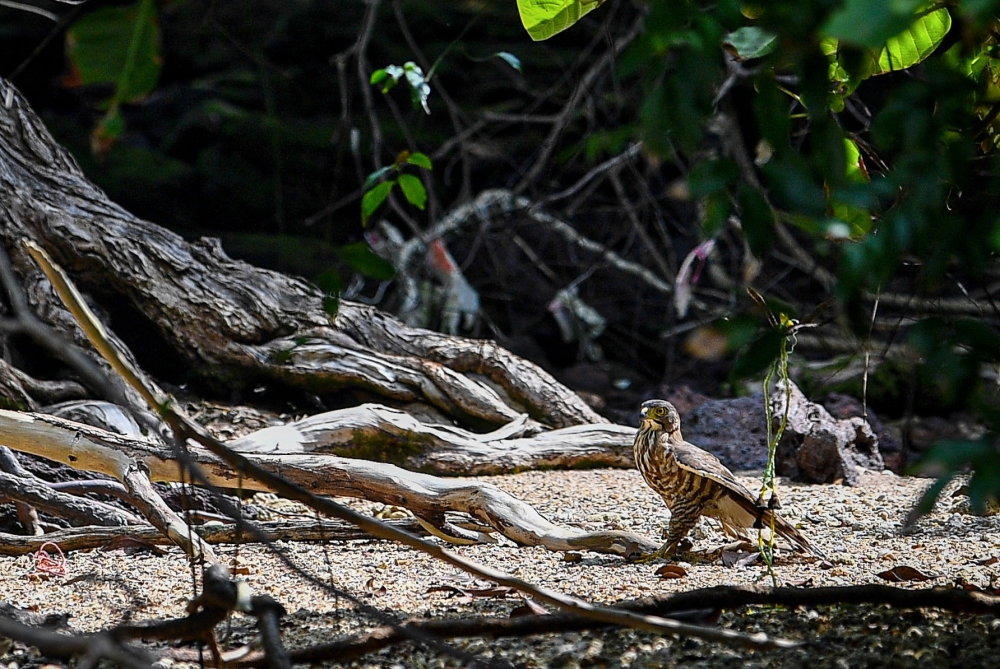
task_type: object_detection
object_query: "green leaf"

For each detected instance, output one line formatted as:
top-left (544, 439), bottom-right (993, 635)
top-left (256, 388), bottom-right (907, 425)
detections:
top-left (95, 107), bottom-right (126, 142)
top-left (397, 173), bottom-right (427, 210)
top-left (829, 202), bottom-right (872, 238)
top-left (738, 184), bottom-right (775, 257)
top-left (870, 8), bottom-right (952, 75)
top-left (405, 152), bottom-right (433, 170)
top-left (723, 26), bottom-right (777, 60)
top-left (688, 159), bottom-right (739, 197)
top-left (66, 0), bottom-right (161, 104)
top-left (702, 192), bottom-right (732, 238)
top-left (361, 181), bottom-right (393, 225)
top-left (313, 267), bottom-right (344, 296)
top-left (362, 166), bottom-right (394, 191)
top-left (336, 242), bottom-right (397, 280)
top-left (323, 294), bottom-right (340, 317)
top-left (495, 51), bottom-right (523, 72)
top-left (373, 64), bottom-right (404, 93)
top-left (730, 329), bottom-right (785, 380)
top-left (843, 138), bottom-right (868, 184)
top-left (822, 0), bottom-right (924, 49)
top-left (516, 0), bottom-right (606, 41)
top-left (822, 8), bottom-right (952, 85)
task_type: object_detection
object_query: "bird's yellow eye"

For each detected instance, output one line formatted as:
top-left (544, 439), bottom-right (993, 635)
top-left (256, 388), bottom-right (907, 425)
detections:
top-left (653, 407), bottom-right (665, 416)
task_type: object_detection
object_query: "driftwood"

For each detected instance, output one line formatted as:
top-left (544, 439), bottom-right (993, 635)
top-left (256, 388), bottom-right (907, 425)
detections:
top-left (0, 518), bottom-right (427, 556)
top-left (231, 403), bottom-right (635, 474)
top-left (0, 408), bottom-right (655, 557)
top-left (0, 77), bottom-right (601, 431)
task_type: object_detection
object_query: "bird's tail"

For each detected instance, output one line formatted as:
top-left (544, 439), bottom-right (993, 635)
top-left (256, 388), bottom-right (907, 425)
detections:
top-left (767, 512), bottom-right (826, 560)
top-left (716, 494), bottom-right (825, 559)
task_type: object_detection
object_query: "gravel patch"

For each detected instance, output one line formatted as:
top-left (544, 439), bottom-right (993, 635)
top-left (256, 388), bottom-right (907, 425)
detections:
top-left (2, 468), bottom-right (999, 667)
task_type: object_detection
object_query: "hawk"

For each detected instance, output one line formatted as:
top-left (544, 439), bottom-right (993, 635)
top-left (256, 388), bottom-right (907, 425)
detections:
top-left (633, 399), bottom-right (824, 561)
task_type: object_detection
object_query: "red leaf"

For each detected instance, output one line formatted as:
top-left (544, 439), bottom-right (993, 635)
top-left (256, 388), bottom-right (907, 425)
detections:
top-left (655, 564), bottom-right (688, 579)
top-left (876, 565), bottom-right (937, 582)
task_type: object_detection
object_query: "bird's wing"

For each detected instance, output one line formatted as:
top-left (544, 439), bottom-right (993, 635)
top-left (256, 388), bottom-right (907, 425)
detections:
top-left (667, 436), bottom-right (756, 500)
top-left (668, 435), bottom-right (827, 559)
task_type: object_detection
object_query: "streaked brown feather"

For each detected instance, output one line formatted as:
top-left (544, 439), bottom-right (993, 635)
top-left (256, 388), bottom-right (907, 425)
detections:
top-left (633, 399), bottom-right (825, 559)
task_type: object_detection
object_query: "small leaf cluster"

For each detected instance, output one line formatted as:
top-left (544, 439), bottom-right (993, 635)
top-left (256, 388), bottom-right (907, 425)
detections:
top-left (370, 62), bottom-right (432, 114)
top-left (361, 150), bottom-right (433, 226)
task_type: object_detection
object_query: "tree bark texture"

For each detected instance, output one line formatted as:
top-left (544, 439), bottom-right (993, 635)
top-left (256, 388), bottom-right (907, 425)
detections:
top-left (0, 77), bottom-right (603, 430)
top-left (0, 409), bottom-right (657, 557)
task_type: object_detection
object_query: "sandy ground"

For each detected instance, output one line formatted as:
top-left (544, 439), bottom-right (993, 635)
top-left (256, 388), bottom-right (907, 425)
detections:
top-left (2, 468), bottom-right (999, 668)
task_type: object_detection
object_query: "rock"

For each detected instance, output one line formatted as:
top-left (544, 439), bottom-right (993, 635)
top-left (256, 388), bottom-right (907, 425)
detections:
top-left (818, 393), bottom-right (903, 473)
top-left (772, 382), bottom-right (884, 485)
top-left (681, 394), bottom-right (770, 470)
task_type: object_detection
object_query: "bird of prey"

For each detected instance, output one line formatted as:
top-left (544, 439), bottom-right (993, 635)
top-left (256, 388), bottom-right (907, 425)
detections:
top-left (633, 399), bottom-right (824, 561)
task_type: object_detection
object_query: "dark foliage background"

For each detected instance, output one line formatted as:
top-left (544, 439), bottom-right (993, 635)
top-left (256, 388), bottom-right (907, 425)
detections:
top-left (3, 0), bottom-right (1000, 505)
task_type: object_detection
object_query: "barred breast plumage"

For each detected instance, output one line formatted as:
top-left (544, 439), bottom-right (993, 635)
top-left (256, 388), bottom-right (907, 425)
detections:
top-left (633, 398), bottom-right (824, 561)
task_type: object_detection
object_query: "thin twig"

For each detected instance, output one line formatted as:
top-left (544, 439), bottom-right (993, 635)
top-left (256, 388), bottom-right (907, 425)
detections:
top-left (399, 189), bottom-right (673, 295)
top-left (514, 13), bottom-right (645, 193)
top-left (213, 582), bottom-right (1000, 667)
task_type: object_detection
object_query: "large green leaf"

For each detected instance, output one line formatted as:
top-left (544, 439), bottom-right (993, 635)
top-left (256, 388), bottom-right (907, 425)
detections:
top-left (822, 0), bottom-right (924, 49)
top-left (516, 0), bottom-right (606, 41)
top-left (822, 8), bottom-right (952, 82)
top-left (336, 242), bottom-right (397, 281)
top-left (871, 8), bottom-right (952, 75)
top-left (66, 0), bottom-right (161, 104)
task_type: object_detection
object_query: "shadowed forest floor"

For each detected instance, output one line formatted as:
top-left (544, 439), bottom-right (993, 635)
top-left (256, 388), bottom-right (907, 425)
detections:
top-left (2, 468), bottom-right (998, 667)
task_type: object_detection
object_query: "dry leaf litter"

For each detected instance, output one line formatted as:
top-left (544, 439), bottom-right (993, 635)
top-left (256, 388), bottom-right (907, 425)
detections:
top-left (2, 463), bottom-right (999, 668)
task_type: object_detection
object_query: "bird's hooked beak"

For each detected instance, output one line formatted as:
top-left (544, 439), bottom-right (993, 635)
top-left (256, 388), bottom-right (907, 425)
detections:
top-left (639, 405), bottom-right (661, 429)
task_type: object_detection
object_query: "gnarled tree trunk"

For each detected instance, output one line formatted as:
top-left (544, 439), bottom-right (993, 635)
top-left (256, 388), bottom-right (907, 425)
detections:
top-left (0, 77), bottom-right (644, 558)
top-left (0, 77), bottom-right (602, 431)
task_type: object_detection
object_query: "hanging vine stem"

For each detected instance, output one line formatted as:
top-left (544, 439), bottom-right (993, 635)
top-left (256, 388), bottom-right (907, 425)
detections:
top-left (758, 321), bottom-right (795, 586)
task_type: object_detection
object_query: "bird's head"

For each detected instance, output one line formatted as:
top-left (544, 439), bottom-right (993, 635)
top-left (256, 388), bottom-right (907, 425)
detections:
top-left (639, 399), bottom-right (681, 433)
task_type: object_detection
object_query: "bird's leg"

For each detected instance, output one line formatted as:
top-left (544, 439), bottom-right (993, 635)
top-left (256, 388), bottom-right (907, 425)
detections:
top-left (632, 539), bottom-right (680, 563)
top-left (633, 506), bottom-right (700, 563)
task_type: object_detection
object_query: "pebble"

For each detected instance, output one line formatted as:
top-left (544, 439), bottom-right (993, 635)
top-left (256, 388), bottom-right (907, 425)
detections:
top-left (1, 469), bottom-right (997, 668)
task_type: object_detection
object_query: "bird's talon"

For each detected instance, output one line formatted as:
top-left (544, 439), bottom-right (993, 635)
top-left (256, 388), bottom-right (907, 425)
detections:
top-left (632, 551), bottom-right (670, 564)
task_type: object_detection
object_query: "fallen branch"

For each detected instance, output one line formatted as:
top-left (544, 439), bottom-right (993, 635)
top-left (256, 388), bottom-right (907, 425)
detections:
top-left (0, 469), bottom-right (140, 527)
top-left (0, 408), bottom-right (653, 556)
top-left (633, 583), bottom-right (1000, 616)
top-left (0, 518), bottom-right (427, 556)
top-left (230, 403), bottom-right (635, 475)
top-left (212, 582), bottom-right (1000, 667)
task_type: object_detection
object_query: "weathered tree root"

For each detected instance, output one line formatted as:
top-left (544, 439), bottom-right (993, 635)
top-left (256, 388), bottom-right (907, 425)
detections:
top-left (0, 77), bottom-right (601, 431)
top-left (0, 409), bottom-right (654, 557)
top-left (231, 402), bottom-right (635, 474)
